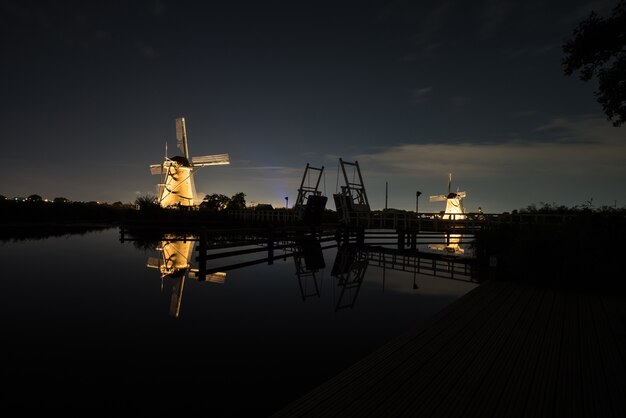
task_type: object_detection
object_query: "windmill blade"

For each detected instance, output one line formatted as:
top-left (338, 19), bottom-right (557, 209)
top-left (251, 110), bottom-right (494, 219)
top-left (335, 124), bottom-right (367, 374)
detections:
top-left (147, 257), bottom-right (163, 269)
top-left (457, 191), bottom-right (467, 198)
top-left (191, 153), bottom-right (230, 166)
top-left (150, 164), bottom-right (165, 175)
top-left (175, 117), bottom-right (189, 159)
top-left (448, 173), bottom-right (452, 194)
top-left (429, 195), bottom-right (448, 202)
top-left (206, 272), bottom-right (227, 284)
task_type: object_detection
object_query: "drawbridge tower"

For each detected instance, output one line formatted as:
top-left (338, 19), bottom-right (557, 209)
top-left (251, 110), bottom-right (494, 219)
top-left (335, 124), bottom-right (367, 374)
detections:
top-left (293, 163), bottom-right (327, 224)
top-left (333, 158), bottom-right (371, 224)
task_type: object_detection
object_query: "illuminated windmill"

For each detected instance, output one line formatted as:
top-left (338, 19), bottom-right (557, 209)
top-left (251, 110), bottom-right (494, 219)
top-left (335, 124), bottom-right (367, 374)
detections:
top-left (429, 173), bottom-right (467, 220)
top-left (150, 117), bottom-right (230, 208)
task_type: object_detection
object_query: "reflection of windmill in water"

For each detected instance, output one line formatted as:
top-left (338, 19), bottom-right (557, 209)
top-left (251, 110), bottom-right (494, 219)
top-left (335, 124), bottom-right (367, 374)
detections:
top-left (429, 173), bottom-right (467, 254)
top-left (150, 117), bottom-right (230, 208)
top-left (147, 235), bottom-right (226, 318)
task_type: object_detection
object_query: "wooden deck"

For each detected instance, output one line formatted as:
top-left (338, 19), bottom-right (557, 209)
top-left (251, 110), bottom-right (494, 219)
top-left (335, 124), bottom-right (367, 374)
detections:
top-left (272, 280), bottom-right (626, 417)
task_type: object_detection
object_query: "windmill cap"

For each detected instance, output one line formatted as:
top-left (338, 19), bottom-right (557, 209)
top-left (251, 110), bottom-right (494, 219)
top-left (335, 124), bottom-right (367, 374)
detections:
top-left (447, 192), bottom-right (458, 199)
top-left (170, 155), bottom-right (191, 167)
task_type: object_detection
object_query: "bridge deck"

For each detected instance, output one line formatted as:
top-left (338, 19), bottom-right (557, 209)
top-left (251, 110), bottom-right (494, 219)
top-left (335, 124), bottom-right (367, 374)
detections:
top-left (272, 280), bottom-right (626, 417)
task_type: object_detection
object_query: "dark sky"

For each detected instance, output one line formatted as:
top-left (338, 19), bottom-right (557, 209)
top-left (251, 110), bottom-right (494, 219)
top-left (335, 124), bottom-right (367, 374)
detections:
top-left (1, 0), bottom-right (624, 212)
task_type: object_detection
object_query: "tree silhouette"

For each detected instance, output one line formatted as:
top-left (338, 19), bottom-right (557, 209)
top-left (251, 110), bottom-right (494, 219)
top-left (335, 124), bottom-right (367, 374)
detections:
top-left (135, 193), bottom-right (158, 210)
top-left (27, 194), bottom-right (43, 202)
top-left (562, 0), bottom-right (626, 126)
top-left (226, 192), bottom-right (246, 211)
top-left (201, 193), bottom-right (230, 211)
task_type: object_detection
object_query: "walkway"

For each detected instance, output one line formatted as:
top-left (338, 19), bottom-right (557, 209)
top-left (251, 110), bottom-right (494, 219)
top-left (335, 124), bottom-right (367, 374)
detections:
top-left (272, 279), bottom-right (626, 417)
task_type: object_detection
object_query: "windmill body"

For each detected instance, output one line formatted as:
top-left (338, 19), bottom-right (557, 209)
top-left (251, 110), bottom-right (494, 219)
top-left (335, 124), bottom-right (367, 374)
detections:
top-left (150, 117), bottom-right (229, 208)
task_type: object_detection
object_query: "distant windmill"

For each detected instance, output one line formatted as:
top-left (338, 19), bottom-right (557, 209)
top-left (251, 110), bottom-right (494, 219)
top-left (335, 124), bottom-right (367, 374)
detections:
top-left (429, 173), bottom-right (467, 220)
top-left (150, 117), bottom-right (230, 208)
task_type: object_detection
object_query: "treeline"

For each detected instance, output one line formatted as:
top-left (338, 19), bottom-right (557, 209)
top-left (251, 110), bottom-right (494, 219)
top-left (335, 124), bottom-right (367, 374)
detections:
top-left (1, 191), bottom-right (265, 228)
top-left (0, 198), bottom-right (132, 223)
top-left (475, 204), bottom-right (626, 289)
top-left (132, 192), bottom-right (247, 212)
top-left (515, 199), bottom-right (624, 214)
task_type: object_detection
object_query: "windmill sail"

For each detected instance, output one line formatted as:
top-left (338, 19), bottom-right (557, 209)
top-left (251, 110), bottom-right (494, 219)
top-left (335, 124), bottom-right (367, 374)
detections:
top-left (150, 164), bottom-right (165, 175)
top-left (192, 154), bottom-right (230, 166)
top-left (175, 117), bottom-right (189, 159)
top-left (429, 195), bottom-right (448, 202)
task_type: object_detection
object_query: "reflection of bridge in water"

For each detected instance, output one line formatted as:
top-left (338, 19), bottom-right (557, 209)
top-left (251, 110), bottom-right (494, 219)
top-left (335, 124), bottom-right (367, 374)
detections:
top-left (330, 243), bottom-right (477, 311)
top-left (121, 225), bottom-right (479, 317)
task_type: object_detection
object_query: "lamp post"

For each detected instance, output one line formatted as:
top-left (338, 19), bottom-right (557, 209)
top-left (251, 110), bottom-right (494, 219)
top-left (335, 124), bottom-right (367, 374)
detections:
top-left (285, 196), bottom-right (288, 209)
top-left (416, 191), bottom-right (422, 214)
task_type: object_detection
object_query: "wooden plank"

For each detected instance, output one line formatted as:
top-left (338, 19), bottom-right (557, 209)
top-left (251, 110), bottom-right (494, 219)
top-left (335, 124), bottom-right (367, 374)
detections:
top-left (523, 291), bottom-right (566, 418)
top-left (274, 280), bottom-right (626, 418)
top-left (578, 293), bottom-right (612, 418)
top-left (442, 284), bottom-right (547, 418)
top-left (384, 281), bottom-right (536, 417)
top-left (271, 280), bottom-right (506, 417)
top-left (590, 295), bottom-right (626, 418)
top-left (466, 286), bottom-right (552, 416)
top-left (340, 281), bottom-right (521, 417)
top-left (554, 292), bottom-right (582, 418)
top-left (470, 286), bottom-right (553, 418)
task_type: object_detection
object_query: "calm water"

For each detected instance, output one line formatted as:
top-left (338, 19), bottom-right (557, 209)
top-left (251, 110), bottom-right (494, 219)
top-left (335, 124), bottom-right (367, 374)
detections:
top-left (1, 227), bottom-right (477, 414)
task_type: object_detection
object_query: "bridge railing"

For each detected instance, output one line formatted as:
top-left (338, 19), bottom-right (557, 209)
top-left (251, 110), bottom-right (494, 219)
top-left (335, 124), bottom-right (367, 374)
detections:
top-left (339, 211), bottom-right (582, 230)
top-left (228, 209), bottom-right (299, 224)
top-left (229, 208), bottom-right (584, 228)
top-left (342, 211), bottom-right (483, 231)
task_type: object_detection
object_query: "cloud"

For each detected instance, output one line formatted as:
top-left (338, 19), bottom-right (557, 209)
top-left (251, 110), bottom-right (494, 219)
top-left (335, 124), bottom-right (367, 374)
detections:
top-left (351, 116), bottom-right (626, 182)
top-left (236, 166), bottom-right (295, 171)
top-left (152, 0), bottom-right (166, 17)
top-left (510, 110), bottom-right (536, 118)
top-left (451, 96), bottom-right (468, 106)
top-left (134, 40), bottom-right (159, 59)
top-left (1, 0), bottom-right (50, 29)
top-left (532, 43), bottom-right (558, 55)
top-left (412, 87), bottom-right (433, 103)
top-left (479, 0), bottom-right (516, 39)
top-left (502, 43), bottom-right (560, 60)
top-left (93, 29), bottom-right (112, 41)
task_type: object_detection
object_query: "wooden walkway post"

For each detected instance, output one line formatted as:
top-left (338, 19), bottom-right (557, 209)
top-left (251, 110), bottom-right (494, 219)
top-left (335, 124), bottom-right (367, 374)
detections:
top-left (398, 229), bottom-right (405, 251)
top-left (267, 229), bottom-right (274, 265)
top-left (356, 226), bottom-right (365, 246)
top-left (198, 227), bottom-right (207, 281)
